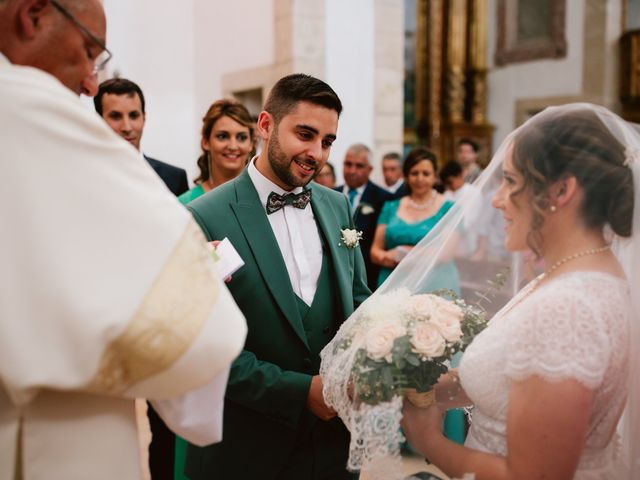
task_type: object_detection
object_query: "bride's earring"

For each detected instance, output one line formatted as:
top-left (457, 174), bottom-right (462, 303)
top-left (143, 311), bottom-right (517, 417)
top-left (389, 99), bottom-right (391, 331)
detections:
top-left (550, 205), bottom-right (557, 212)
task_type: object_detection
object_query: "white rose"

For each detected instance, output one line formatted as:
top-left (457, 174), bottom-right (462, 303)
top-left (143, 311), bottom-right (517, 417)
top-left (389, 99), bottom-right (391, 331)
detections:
top-left (409, 294), bottom-right (438, 321)
top-left (365, 323), bottom-right (406, 362)
top-left (432, 314), bottom-right (463, 343)
top-left (429, 298), bottom-right (464, 342)
top-left (411, 323), bottom-right (446, 358)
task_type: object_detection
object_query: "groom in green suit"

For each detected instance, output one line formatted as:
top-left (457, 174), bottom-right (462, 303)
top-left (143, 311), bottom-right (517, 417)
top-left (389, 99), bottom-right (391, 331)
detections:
top-left (184, 74), bottom-right (370, 479)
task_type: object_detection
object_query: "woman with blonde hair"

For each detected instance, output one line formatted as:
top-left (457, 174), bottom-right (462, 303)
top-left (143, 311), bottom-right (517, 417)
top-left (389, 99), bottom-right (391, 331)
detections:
top-left (179, 98), bottom-right (255, 204)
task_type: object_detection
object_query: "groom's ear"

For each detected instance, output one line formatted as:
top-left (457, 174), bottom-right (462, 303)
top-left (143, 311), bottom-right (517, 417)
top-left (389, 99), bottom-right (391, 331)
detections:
top-left (257, 111), bottom-right (274, 140)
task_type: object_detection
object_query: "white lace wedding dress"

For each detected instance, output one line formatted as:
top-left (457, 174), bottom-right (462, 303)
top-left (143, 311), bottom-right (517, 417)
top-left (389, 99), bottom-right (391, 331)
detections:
top-left (459, 271), bottom-right (630, 479)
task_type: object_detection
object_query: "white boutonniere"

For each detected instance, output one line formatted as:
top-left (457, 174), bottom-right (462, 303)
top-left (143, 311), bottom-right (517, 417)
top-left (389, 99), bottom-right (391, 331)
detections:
top-left (340, 228), bottom-right (363, 249)
top-left (359, 203), bottom-right (375, 215)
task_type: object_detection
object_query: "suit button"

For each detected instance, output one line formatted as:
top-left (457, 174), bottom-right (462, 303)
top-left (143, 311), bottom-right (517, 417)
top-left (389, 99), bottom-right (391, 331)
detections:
top-left (323, 326), bottom-right (331, 333)
top-left (303, 358), bottom-right (312, 368)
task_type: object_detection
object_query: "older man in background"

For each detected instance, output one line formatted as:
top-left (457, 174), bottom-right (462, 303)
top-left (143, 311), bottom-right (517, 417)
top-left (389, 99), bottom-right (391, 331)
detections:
top-left (381, 151), bottom-right (404, 194)
top-left (335, 144), bottom-right (393, 290)
top-left (0, 1), bottom-right (246, 479)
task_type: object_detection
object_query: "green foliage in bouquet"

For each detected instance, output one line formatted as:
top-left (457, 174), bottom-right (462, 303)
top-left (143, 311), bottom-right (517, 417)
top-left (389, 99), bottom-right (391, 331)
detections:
top-left (353, 335), bottom-right (449, 405)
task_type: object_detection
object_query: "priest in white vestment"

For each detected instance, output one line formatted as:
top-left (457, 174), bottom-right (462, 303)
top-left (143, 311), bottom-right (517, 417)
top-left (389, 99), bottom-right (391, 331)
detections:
top-left (0, 1), bottom-right (247, 478)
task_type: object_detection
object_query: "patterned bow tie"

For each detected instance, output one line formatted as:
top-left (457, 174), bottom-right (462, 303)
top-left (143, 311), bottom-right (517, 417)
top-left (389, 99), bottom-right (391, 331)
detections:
top-left (266, 190), bottom-right (312, 215)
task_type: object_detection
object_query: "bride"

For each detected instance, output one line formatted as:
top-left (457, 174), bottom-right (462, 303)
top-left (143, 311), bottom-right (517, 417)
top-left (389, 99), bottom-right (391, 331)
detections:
top-left (401, 104), bottom-right (639, 479)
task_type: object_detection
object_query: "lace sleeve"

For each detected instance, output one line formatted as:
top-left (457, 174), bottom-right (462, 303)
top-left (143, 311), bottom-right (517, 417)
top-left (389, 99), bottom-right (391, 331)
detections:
top-left (505, 280), bottom-right (614, 389)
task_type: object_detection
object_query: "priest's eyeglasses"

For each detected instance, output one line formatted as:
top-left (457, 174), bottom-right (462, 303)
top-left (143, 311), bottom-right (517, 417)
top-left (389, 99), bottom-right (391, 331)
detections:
top-left (50, 0), bottom-right (112, 74)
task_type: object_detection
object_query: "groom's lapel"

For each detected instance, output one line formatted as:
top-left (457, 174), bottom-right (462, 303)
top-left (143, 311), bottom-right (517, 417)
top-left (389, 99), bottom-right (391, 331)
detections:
top-left (310, 184), bottom-right (352, 319)
top-left (230, 171), bottom-right (309, 350)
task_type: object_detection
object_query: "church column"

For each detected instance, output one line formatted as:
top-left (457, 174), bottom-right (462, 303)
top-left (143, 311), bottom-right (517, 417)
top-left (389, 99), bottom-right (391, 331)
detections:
top-left (444, 0), bottom-right (468, 124)
top-left (421, 0), bottom-right (445, 159)
top-left (468, 0), bottom-right (488, 124)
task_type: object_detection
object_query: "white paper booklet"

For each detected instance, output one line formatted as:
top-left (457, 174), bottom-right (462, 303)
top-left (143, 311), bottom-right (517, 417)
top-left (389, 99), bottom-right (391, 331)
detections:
top-left (211, 237), bottom-right (244, 280)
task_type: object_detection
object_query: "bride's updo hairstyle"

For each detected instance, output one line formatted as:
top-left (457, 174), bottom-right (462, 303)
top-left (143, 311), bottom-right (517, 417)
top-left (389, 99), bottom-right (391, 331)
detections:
top-left (511, 107), bottom-right (634, 253)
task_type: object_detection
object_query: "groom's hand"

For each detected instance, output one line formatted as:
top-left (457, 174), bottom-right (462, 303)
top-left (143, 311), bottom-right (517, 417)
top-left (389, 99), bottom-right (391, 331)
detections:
top-left (306, 375), bottom-right (337, 421)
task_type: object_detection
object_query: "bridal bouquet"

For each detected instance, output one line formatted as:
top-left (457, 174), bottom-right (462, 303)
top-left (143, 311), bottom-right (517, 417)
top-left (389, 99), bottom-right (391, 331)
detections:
top-left (348, 288), bottom-right (485, 407)
top-left (320, 287), bottom-right (490, 479)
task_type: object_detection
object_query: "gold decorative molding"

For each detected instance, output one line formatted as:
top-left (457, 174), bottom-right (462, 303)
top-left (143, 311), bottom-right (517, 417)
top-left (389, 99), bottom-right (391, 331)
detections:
top-left (469, 0), bottom-right (488, 124)
top-left (620, 30), bottom-right (640, 122)
top-left (427, 0), bottom-right (444, 153)
top-left (415, 0), bottom-right (429, 132)
top-left (409, 0), bottom-right (493, 162)
top-left (469, 0), bottom-right (487, 68)
top-left (471, 70), bottom-right (488, 124)
top-left (445, 0), bottom-right (467, 123)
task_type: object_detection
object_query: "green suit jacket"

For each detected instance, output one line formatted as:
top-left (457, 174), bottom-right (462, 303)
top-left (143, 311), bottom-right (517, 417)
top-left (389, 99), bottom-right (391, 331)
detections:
top-left (184, 169), bottom-right (370, 479)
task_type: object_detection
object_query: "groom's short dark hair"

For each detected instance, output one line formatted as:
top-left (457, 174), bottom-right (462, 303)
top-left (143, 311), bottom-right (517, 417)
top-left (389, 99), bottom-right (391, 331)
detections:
top-left (264, 73), bottom-right (342, 122)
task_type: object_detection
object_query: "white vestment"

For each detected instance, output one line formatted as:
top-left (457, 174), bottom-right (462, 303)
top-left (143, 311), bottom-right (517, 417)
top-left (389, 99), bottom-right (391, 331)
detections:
top-left (0, 54), bottom-right (247, 479)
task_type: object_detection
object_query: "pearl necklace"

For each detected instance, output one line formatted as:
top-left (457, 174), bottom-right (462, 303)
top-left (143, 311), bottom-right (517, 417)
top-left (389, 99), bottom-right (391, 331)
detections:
top-left (495, 245), bottom-right (610, 321)
top-left (407, 190), bottom-right (436, 210)
top-left (543, 245), bottom-right (610, 277)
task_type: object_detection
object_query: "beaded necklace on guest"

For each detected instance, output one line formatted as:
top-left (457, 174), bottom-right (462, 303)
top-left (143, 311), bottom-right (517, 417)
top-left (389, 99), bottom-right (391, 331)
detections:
top-left (407, 189), bottom-right (437, 210)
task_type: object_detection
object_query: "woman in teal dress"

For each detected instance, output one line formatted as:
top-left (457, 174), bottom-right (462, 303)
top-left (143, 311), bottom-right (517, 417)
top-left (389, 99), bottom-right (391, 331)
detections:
top-left (178, 98), bottom-right (255, 205)
top-left (175, 99), bottom-right (254, 480)
top-left (370, 146), bottom-right (465, 445)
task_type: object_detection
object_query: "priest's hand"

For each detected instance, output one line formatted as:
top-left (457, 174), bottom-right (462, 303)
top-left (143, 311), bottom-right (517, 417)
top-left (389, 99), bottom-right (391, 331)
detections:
top-left (306, 375), bottom-right (337, 421)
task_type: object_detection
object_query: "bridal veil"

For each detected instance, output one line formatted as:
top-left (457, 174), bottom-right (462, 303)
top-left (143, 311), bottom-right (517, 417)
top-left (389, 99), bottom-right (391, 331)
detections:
top-left (320, 103), bottom-right (640, 478)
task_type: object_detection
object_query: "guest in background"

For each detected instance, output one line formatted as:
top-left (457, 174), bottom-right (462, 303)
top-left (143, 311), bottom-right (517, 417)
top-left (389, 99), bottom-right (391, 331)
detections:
top-left (440, 159), bottom-right (486, 258)
top-left (315, 162), bottom-right (336, 188)
top-left (370, 147), bottom-right (458, 291)
top-left (382, 151), bottom-right (405, 194)
top-left (95, 78), bottom-right (188, 196)
top-left (440, 160), bottom-right (467, 201)
top-left (457, 137), bottom-right (482, 184)
top-left (179, 98), bottom-right (255, 205)
top-left (335, 144), bottom-right (393, 290)
top-left (96, 77), bottom-right (193, 480)
top-left (174, 98), bottom-right (254, 477)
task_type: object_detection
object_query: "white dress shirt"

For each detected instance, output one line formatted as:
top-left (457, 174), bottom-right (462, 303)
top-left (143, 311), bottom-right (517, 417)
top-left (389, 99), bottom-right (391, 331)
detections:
top-left (248, 159), bottom-right (323, 305)
top-left (341, 183), bottom-right (367, 212)
top-left (386, 178), bottom-right (404, 193)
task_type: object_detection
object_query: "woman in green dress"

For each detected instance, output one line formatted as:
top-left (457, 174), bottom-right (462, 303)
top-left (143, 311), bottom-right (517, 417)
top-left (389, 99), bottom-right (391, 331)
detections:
top-left (178, 98), bottom-right (255, 205)
top-left (175, 99), bottom-right (254, 480)
top-left (370, 146), bottom-right (465, 445)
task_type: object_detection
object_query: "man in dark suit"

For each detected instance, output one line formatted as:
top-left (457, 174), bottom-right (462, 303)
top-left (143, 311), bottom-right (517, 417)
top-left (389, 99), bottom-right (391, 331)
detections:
top-left (94, 78), bottom-right (188, 480)
top-left (335, 144), bottom-right (393, 290)
top-left (185, 74), bottom-right (370, 480)
top-left (95, 78), bottom-right (188, 196)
